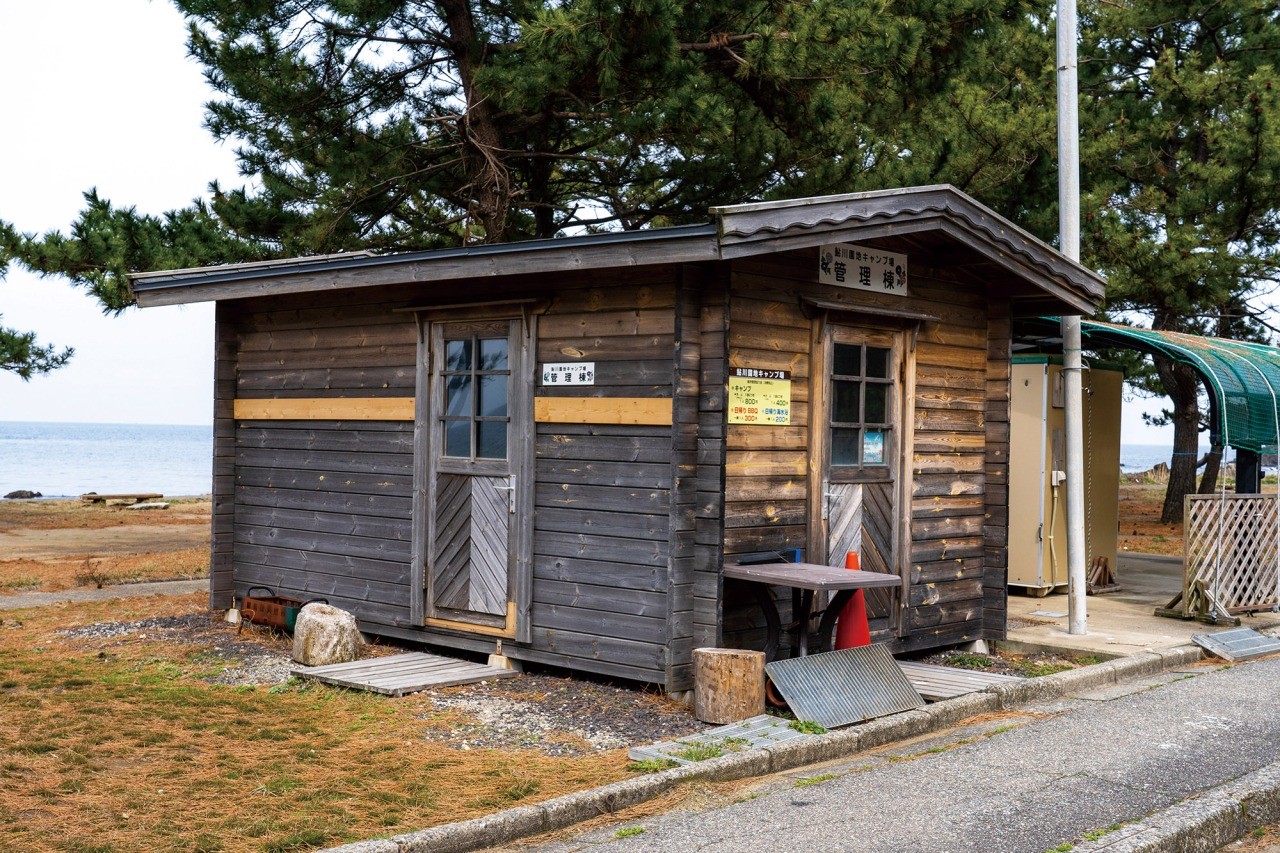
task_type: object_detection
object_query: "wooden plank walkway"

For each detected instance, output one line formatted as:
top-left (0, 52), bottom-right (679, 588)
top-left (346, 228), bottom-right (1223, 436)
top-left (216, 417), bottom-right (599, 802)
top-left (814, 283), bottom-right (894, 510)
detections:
top-left (897, 660), bottom-right (1023, 701)
top-left (292, 652), bottom-right (517, 697)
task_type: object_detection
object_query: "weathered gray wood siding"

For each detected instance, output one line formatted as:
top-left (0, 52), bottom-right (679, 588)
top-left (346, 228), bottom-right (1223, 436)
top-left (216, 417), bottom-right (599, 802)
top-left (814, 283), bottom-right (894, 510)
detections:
top-left (230, 296), bottom-right (418, 628)
top-left (531, 277), bottom-right (678, 683)
top-left (693, 268), bottom-right (729, 652)
top-left (210, 301), bottom-right (238, 610)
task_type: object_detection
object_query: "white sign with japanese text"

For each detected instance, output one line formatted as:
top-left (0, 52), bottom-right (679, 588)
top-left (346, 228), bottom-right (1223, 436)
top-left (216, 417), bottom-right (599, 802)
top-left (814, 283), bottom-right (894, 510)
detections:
top-left (819, 242), bottom-right (908, 295)
top-left (541, 362), bottom-right (596, 386)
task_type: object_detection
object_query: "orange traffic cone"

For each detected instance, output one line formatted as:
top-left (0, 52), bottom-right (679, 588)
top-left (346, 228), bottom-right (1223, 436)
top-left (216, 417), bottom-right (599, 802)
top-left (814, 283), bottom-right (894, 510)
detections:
top-left (835, 550), bottom-right (871, 649)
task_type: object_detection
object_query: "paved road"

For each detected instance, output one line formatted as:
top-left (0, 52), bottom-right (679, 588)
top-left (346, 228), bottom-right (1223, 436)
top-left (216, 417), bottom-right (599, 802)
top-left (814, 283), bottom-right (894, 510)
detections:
top-left (531, 657), bottom-right (1280, 852)
top-left (0, 578), bottom-right (206, 610)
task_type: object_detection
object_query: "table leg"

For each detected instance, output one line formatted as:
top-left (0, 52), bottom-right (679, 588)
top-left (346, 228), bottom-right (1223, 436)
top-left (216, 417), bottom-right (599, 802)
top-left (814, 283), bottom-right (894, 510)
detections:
top-left (749, 583), bottom-right (783, 662)
top-left (796, 589), bottom-right (815, 657)
top-left (815, 589), bottom-right (854, 653)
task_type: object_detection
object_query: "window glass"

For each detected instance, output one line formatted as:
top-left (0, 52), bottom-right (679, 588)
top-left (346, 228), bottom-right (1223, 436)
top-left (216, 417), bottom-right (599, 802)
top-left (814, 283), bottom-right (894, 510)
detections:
top-left (833, 344), bottom-right (861, 377)
top-left (831, 428), bottom-right (860, 466)
top-left (865, 346), bottom-right (890, 378)
top-left (439, 329), bottom-right (513, 463)
top-left (476, 421), bottom-right (508, 460)
top-left (445, 375), bottom-right (472, 417)
top-left (830, 340), bottom-right (893, 471)
top-left (865, 384), bottom-right (888, 424)
top-left (445, 419), bottom-right (471, 458)
top-left (832, 380), bottom-right (860, 423)
top-left (478, 337), bottom-right (509, 371)
top-left (446, 339), bottom-right (472, 371)
top-left (478, 374), bottom-right (508, 418)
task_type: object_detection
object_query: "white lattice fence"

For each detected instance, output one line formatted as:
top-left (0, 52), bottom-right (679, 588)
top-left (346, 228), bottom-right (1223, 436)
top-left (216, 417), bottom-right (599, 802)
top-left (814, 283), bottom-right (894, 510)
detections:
top-left (1182, 493), bottom-right (1280, 618)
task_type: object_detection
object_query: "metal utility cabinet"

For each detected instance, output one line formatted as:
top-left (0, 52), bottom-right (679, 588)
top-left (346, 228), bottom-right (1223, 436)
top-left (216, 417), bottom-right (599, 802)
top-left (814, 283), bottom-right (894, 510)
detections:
top-left (1008, 356), bottom-right (1121, 595)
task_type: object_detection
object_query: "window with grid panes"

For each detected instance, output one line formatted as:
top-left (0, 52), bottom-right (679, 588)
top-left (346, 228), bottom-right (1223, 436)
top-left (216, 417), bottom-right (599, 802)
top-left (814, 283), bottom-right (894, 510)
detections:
top-left (830, 342), bottom-right (893, 474)
top-left (441, 336), bottom-right (511, 460)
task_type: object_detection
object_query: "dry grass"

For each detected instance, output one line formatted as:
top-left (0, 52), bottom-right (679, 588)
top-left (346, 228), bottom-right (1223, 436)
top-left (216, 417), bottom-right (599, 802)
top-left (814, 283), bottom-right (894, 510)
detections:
top-left (0, 498), bottom-right (211, 532)
top-left (1117, 484), bottom-right (1183, 556)
top-left (0, 549), bottom-right (210, 594)
top-left (0, 594), bottom-right (630, 852)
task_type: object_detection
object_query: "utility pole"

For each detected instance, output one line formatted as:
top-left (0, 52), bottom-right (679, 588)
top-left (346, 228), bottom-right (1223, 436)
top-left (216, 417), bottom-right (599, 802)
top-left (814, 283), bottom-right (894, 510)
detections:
top-left (1058, 0), bottom-right (1087, 635)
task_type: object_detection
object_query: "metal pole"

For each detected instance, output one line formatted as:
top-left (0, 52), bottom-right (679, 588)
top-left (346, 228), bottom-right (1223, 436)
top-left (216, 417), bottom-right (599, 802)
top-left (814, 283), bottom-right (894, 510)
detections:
top-left (1058, 0), bottom-right (1087, 634)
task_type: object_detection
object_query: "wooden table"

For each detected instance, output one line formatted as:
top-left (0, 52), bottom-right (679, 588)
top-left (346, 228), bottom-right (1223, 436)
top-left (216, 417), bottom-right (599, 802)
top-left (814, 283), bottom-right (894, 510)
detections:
top-left (724, 561), bottom-right (903, 661)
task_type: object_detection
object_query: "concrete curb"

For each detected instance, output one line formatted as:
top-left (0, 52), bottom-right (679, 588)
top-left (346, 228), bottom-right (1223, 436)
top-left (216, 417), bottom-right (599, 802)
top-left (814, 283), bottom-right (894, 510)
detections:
top-left (322, 645), bottom-right (1206, 853)
top-left (1072, 761), bottom-right (1280, 852)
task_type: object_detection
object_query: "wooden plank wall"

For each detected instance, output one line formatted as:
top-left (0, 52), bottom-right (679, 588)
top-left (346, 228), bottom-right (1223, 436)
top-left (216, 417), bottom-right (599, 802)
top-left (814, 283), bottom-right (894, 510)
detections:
top-left (720, 261), bottom-right (811, 649)
top-left (982, 297), bottom-right (1012, 640)
top-left (210, 301), bottom-right (238, 610)
top-left (903, 265), bottom-right (994, 652)
top-left (231, 293), bottom-right (418, 627)
top-left (664, 269), bottom-right (702, 692)
top-left (721, 251), bottom-right (1004, 654)
top-left (693, 269), bottom-right (729, 652)
top-left (530, 274), bottom-right (678, 683)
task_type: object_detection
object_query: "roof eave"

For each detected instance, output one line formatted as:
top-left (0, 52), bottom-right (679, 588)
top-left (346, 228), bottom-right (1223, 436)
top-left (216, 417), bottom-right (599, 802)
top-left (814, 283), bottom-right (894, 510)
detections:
top-left (132, 225), bottom-right (721, 308)
top-left (712, 185), bottom-right (1105, 313)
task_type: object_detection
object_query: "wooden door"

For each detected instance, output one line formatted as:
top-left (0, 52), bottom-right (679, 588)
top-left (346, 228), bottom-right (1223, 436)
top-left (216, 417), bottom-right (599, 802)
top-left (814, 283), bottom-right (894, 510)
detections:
top-left (425, 319), bottom-right (528, 634)
top-left (818, 324), bottom-right (906, 634)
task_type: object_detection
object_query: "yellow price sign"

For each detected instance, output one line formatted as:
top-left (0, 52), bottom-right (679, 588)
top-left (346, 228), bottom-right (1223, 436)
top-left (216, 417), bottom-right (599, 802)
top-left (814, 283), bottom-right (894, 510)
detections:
top-left (728, 370), bottom-right (791, 425)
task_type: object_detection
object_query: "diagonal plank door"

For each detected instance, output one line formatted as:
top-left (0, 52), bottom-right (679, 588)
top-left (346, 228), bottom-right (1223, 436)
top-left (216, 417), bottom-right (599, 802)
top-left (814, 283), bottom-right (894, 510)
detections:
top-left (424, 318), bottom-right (526, 631)
top-left (432, 474), bottom-right (510, 616)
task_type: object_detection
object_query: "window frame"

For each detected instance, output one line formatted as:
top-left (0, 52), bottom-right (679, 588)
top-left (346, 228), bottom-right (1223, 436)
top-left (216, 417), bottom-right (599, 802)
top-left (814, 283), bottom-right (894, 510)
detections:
top-left (826, 334), bottom-right (899, 484)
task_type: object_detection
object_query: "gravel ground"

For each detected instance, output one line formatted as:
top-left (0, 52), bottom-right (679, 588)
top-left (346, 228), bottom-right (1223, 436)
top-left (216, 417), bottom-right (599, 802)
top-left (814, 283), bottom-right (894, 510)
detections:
top-left (418, 674), bottom-right (710, 756)
top-left (918, 646), bottom-right (1100, 677)
top-left (57, 615), bottom-right (710, 753)
top-left (60, 613), bottom-right (298, 686)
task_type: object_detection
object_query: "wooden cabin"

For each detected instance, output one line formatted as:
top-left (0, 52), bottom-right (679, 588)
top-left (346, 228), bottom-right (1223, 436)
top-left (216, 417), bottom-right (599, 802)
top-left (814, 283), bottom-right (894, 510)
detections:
top-left (132, 186), bottom-right (1104, 693)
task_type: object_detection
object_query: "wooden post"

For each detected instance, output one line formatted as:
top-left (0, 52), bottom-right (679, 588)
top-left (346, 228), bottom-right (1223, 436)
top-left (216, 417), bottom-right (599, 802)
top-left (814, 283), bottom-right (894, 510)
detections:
top-left (693, 648), bottom-right (765, 724)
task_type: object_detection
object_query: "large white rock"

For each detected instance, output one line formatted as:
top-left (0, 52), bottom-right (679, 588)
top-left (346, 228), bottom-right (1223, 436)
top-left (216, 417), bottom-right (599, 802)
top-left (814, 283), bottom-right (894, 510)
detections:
top-left (292, 603), bottom-right (361, 666)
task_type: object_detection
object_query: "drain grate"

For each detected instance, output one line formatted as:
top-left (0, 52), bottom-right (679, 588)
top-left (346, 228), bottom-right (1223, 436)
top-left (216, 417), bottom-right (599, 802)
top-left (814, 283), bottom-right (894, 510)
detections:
top-left (1193, 627), bottom-right (1280, 662)
top-left (627, 715), bottom-right (812, 765)
top-left (765, 645), bottom-right (924, 729)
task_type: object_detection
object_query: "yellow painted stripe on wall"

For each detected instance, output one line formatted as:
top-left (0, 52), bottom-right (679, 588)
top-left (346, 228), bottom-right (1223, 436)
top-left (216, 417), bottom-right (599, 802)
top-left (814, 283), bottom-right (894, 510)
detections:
top-left (533, 396), bottom-right (672, 426)
top-left (233, 397), bottom-right (415, 421)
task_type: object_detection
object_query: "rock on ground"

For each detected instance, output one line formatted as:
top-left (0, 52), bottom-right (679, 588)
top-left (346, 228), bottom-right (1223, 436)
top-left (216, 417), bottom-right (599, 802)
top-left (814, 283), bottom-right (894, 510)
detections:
top-left (292, 603), bottom-right (360, 666)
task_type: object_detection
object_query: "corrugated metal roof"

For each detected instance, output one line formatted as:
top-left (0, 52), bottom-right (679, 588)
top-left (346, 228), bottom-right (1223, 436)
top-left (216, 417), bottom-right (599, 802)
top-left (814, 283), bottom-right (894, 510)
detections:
top-left (129, 186), bottom-right (1105, 312)
top-left (131, 223), bottom-right (718, 290)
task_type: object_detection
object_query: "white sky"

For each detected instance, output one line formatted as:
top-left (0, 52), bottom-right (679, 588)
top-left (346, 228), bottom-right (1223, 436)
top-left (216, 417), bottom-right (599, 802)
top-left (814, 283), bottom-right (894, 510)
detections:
top-left (0, 1), bottom-right (1177, 443)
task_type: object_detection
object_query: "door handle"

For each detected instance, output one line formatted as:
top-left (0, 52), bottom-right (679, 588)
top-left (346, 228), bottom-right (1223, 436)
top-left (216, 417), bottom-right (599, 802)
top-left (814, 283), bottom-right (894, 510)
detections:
top-left (493, 477), bottom-right (516, 513)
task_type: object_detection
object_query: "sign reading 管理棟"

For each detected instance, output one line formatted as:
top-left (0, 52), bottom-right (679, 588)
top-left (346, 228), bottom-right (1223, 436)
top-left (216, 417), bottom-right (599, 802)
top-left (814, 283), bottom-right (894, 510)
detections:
top-left (728, 368), bottom-right (791, 425)
top-left (541, 362), bottom-right (595, 385)
top-left (819, 242), bottom-right (908, 295)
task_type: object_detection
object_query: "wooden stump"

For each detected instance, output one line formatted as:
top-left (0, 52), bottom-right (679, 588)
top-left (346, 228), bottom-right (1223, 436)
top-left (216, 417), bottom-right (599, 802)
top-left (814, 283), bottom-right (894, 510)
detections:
top-left (693, 647), bottom-right (766, 724)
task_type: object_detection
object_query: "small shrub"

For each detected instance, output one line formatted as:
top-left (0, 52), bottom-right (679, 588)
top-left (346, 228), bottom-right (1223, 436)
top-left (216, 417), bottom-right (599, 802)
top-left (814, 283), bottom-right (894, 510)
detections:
top-left (73, 557), bottom-right (113, 589)
top-left (615, 827), bottom-right (645, 839)
top-left (627, 758), bottom-right (678, 773)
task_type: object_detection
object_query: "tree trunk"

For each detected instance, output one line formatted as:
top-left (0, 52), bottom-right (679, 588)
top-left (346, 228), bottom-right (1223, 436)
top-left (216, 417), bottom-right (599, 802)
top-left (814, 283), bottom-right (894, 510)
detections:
top-left (1197, 444), bottom-right (1223, 494)
top-left (1157, 356), bottom-right (1201, 524)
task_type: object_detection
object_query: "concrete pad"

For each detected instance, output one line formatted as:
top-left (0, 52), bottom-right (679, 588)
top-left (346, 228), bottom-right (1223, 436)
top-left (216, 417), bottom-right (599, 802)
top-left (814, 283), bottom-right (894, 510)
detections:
top-left (1006, 552), bottom-right (1280, 656)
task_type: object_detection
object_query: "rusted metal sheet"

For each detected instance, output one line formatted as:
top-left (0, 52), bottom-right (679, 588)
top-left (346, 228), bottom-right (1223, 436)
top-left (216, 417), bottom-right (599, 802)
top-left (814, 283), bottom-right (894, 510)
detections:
top-left (896, 660), bottom-right (1023, 701)
top-left (765, 645), bottom-right (924, 729)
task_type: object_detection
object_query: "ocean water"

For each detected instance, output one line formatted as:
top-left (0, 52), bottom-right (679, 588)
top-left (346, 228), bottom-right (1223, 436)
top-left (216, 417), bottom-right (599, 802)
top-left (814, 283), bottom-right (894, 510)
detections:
top-left (0, 421), bottom-right (212, 498)
top-left (1118, 442), bottom-right (1213, 472)
top-left (0, 421), bottom-right (1213, 498)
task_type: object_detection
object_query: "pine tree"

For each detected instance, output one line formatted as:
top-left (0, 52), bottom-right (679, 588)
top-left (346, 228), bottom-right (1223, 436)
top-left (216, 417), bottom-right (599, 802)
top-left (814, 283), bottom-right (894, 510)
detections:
top-left (3, 1), bottom-right (1057, 314)
top-left (1079, 0), bottom-right (1280, 522)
